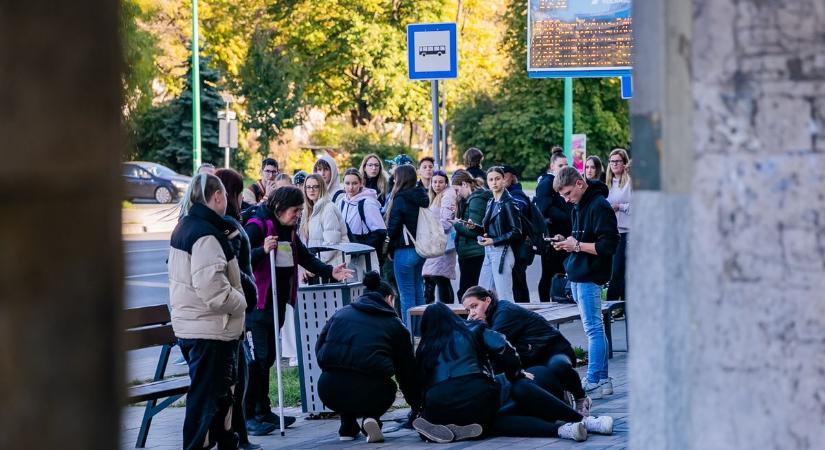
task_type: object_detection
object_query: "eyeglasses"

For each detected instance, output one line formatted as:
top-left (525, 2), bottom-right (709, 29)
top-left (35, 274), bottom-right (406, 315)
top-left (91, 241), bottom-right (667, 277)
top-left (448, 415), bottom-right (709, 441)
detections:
top-left (305, 185), bottom-right (320, 190)
top-left (366, 163), bottom-right (380, 168)
top-left (609, 159), bottom-right (625, 165)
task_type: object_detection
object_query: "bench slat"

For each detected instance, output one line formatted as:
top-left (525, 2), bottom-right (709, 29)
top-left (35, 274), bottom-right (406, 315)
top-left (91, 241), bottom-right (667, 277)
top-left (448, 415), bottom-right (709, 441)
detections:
top-left (127, 376), bottom-right (190, 404)
top-left (124, 324), bottom-right (176, 351)
top-left (124, 304), bottom-right (171, 329)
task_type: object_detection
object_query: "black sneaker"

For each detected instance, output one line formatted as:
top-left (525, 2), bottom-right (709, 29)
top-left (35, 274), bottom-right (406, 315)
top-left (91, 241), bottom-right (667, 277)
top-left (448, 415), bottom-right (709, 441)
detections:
top-left (257, 411), bottom-right (297, 428)
top-left (238, 442), bottom-right (263, 450)
top-left (413, 417), bottom-right (454, 443)
top-left (338, 419), bottom-right (361, 441)
top-left (245, 418), bottom-right (277, 436)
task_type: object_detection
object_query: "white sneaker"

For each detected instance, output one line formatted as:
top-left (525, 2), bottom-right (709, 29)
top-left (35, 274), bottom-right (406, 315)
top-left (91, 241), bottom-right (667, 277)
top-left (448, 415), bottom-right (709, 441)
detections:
top-left (575, 396), bottom-right (592, 417)
top-left (581, 378), bottom-right (603, 400)
top-left (557, 422), bottom-right (587, 442)
top-left (599, 377), bottom-right (614, 395)
top-left (413, 417), bottom-right (455, 443)
top-left (362, 418), bottom-right (384, 443)
top-left (583, 416), bottom-right (614, 435)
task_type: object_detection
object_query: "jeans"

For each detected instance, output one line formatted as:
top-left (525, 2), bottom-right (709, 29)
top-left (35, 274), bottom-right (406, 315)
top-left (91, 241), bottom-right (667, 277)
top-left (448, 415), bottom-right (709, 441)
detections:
top-left (606, 232), bottom-right (627, 300)
top-left (479, 245), bottom-right (515, 302)
top-left (393, 247), bottom-right (425, 325)
top-left (570, 282), bottom-right (608, 383)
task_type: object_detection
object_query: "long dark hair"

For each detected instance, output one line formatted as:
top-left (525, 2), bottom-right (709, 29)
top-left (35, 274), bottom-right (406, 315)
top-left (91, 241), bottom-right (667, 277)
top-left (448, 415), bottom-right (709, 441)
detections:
top-left (383, 164), bottom-right (417, 221)
top-left (415, 302), bottom-right (476, 379)
top-left (215, 168), bottom-right (244, 220)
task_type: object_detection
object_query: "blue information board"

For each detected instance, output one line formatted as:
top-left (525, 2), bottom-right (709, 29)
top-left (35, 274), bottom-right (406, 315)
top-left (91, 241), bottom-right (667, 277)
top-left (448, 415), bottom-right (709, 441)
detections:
top-left (407, 23), bottom-right (458, 80)
top-left (621, 75), bottom-right (633, 99)
top-left (527, 0), bottom-right (632, 79)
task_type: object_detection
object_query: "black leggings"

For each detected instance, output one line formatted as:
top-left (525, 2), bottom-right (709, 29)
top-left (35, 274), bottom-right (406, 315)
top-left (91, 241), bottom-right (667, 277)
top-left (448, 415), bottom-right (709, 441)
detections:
top-left (424, 275), bottom-right (455, 304)
top-left (606, 232), bottom-right (627, 300)
top-left (318, 370), bottom-right (397, 431)
top-left (538, 251), bottom-right (567, 302)
top-left (457, 256), bottom-right (484, 301)
top-left (512, 262), bottom-right (530, 303)
top-left (526, 354), bottom-right (586, 400)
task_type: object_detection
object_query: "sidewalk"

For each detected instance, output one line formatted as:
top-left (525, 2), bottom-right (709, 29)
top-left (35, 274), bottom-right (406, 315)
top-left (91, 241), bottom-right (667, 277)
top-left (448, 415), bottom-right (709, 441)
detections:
top-left (121, 320), bottom-right (628, 450)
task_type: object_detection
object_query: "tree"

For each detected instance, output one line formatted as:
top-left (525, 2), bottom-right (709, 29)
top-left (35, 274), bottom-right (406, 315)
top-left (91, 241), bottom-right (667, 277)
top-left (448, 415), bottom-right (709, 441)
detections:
top-left (156, 54), bottom-right (227, 174)
top-left (121, 0), bottom-right (158, 115)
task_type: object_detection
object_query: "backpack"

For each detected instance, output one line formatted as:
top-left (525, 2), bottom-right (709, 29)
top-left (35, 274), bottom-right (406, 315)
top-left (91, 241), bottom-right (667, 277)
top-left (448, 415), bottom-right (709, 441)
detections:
top-left (550, 273), bottom-right (574, 303)
top-left (339, 200), bottom-right (387, 253)
top-left (514, 198), bottom-right (549, 265)
top-left (403, 207), bottom-right (448, 258)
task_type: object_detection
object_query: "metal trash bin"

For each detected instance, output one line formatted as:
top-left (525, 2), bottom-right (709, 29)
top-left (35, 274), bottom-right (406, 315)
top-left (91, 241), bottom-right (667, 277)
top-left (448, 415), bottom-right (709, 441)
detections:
top-left (293, 243), bottom-right (377, 415)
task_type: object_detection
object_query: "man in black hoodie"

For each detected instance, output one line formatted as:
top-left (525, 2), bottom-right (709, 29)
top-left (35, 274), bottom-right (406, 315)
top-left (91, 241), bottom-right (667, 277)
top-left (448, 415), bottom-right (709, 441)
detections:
top-left (551, 167), bottom-right (619, 401)
top-left (501, 165), bottom-right (531, 303)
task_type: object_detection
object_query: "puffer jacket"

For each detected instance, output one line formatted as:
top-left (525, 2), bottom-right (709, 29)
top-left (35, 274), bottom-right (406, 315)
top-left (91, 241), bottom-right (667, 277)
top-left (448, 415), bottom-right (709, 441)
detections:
top-left (386, 187), bottom-right (430, 255)
top-left (481, 190), bottom-right (522, 247)
top-left (454, 189), bottom-right (491, 259)
top-left (168, 203), bottom-right (246, 341)
top-left (420, 320), bottom-right (524, 390)
top-left (300, 196), bottom-right (349, 265)
top-left (485, 298), bottom-right (576, 368)
top-left (422, 187), bottom-right (457, 279)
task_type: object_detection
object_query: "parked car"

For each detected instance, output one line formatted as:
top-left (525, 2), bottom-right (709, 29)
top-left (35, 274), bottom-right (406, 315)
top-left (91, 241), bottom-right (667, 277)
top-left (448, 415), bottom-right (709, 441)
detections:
top-left (123, 162), bottom-right (191, 203)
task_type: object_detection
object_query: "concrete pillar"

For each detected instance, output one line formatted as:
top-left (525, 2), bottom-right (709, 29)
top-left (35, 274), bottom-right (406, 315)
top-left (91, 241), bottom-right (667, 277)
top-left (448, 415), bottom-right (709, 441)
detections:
top-left (0, 1), bottom-right (123, 449)
top-left (630, 1), bottom-right (825, 449)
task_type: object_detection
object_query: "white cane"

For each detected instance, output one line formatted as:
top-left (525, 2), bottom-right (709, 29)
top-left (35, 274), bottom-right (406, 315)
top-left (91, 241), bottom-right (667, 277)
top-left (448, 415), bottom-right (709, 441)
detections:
top-left (269, 251), bottom-right (286, 436)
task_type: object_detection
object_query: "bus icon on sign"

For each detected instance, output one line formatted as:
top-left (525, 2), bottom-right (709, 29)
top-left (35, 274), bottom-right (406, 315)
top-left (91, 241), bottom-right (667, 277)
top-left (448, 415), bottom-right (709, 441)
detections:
top-left (419, 45), bottom-right (446, 56)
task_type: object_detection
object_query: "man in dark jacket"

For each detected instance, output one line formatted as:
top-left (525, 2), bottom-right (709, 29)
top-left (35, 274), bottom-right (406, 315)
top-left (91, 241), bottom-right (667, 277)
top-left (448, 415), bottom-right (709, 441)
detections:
top-left (551, 167), bottom-right (619, 400)
top-left (502, 165), bottom-right (531, 303)
top-left (535, 160), bottom-right (573, 302)
top-left (316, 272), bottom-right (420, 442)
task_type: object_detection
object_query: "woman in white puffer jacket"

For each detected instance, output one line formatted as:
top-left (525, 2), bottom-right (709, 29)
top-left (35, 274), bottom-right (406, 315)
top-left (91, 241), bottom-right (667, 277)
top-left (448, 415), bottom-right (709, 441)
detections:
top-left (422, 170), bottom-right (457, 303)
top-left (299, 174), bottom-right (349, 273)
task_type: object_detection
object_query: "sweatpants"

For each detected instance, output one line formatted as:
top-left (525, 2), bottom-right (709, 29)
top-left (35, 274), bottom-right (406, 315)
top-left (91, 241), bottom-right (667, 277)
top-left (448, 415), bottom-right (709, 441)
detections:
top-left (457, 255), bottom-right (485, 301)
top-left (178, 338), bottom-right (238, 450)
top-left (318, 370), bottom-right (397, 434)
top-left (424, 275), bottom-right (455, 304)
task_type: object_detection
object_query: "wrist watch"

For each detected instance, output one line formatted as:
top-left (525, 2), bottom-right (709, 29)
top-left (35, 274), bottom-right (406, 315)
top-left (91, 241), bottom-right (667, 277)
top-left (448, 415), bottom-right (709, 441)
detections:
top-left (573, 240), bottom-right (581, 253)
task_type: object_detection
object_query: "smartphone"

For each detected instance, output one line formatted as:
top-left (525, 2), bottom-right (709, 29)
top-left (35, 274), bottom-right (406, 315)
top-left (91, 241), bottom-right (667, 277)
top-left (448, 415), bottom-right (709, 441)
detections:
top-left (544, 236), bottom-right (564, 243)
top-left (477, 236), bottom-right (486, 243)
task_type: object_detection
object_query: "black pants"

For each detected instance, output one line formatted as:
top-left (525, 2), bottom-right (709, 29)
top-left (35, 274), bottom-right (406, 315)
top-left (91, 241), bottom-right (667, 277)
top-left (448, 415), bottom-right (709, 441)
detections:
top-left (318, 370), bottom-right (397, 433)
top-left (231, 339), bottom-right (249, 443)
top-left (512, 262), bottom-right (530, 303)
top-left (457, 255), bottom-right (484, 301)
top-left (607, 232), bottom-right (627, 300)
top-left (382, 257), bottom-right (401, 316)
top-left (526, 354), bottom-right (586, 400)
top-left (538, 251), bottom-right (567, 302)
top-left (178, 338), bottom-right (238, 450)
top-left (424, 275), bottom-right (455, 304)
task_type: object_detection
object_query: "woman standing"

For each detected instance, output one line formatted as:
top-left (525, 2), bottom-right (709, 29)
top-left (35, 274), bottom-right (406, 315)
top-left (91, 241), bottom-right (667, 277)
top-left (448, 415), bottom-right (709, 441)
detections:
top-left (299, 174), bottom-right (349, 270)
top-left (359, 153), bottom-right (389, 206)
top-left (450, 169), bottom-right (491, 301)
top-left (584, 156), bottom-right (605, 183)
top-left (339, 168), bottom-right (387, 264)
top-left (469, 167), bottom-right (521, 303)
top-left (422, 170), bottom-right (457, 303)
top-left (384, 164), bottom-right (429, 325)
top-left (314, 155), bottom-right (344, 203)
top-left (243, 187), bottom-right (353, 431)
top-left (605, 148), bottom-right (631, 301)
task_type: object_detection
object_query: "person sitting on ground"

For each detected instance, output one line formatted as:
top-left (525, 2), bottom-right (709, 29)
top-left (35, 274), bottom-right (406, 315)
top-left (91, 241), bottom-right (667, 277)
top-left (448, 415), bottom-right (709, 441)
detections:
top-left (412, 302), bottom-right (612, 443)
top-left (316, 271), bottom-right (421, 443)
top-left (243, 158), bottom-right (279, 206)
top-left (461, 286), bottom-right (593, 416)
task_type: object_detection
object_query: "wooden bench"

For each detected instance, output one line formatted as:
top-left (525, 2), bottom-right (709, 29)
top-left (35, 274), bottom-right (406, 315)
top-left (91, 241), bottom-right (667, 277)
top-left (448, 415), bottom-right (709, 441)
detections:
top-left (124, 304), bottom-right (190, 448)
top-left (406, 301), bottom-right (627, 358)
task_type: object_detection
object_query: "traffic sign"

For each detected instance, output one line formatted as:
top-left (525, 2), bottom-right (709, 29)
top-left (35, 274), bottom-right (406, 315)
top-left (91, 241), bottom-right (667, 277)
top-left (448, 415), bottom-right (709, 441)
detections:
top-left (407, 22), bottom-right (458, 80)
top-left (621, 75), bottom-right (633, 99)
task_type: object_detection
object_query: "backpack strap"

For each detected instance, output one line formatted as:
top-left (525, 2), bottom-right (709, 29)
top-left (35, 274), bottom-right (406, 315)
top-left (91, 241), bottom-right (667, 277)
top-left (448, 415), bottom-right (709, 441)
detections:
top-left (357, 199), bottom-right (371, 233)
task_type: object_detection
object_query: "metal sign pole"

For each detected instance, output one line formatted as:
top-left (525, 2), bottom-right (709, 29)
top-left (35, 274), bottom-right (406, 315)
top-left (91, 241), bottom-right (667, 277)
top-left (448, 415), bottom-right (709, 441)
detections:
top-left (431, 80), bottom-right (440, 169)
top-left (563, 77), bottom-right (573, 160)
top-left (440, 80), bottom-right (447, 167)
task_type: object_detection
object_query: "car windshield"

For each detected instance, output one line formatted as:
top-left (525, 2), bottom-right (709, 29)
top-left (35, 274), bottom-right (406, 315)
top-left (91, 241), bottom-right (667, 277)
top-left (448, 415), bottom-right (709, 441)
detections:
top-left (141, 164), bottom-right (177, 178)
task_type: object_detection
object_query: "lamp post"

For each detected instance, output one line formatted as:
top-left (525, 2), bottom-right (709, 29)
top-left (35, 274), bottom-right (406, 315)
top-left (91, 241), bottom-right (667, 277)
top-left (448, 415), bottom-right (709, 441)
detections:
top-left (191, 0), bottom-right (202, 174)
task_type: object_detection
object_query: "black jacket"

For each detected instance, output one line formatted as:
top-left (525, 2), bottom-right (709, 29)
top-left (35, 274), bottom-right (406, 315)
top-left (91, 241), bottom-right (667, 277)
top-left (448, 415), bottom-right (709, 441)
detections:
top-left (385, 187), bottom-right (429, 255)
top-left (364, 176), bottom-right (386, 206)
top-left (507, 182), bottom-right (530, 212)
top-left (535, 173), bottom-right (572, 237)
top-left (225, 216), bottom-right (257, 314)
top-left (482, 190), bottom-right (522, 247)
top-left (316, 291), bottom-right (420, 409)
top-left (485, 299), bottom-right (576, 368)
top-left (564, 180), bottom-right (619, 284)
top-left (421, 321), bottom-right (524, 390)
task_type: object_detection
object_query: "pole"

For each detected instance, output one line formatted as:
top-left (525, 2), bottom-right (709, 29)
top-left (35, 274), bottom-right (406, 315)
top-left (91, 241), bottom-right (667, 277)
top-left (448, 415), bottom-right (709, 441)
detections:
top-left (224, 102), bottom-right (231, 168)
top-left (431, 80), bottom-right (440, 169)
top-left (191, 0), bottom-right (202, 174)
top-left (440, 80), bottom-right (447, 168)
top-left (269, 252), bottom-right (286, 436)
top-left (563, 77), bottom-right (573, 161)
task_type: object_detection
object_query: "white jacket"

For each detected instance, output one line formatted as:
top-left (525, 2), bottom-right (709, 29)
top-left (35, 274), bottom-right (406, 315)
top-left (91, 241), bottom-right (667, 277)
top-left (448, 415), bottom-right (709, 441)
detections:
top-left (300, 196), bottom-right (349, 265)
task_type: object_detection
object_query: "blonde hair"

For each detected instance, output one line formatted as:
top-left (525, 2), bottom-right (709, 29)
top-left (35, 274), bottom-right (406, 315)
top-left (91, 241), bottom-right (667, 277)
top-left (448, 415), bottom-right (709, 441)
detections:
top-left (299, 174), bottom-right (328, 239)
top-left (358, 154), bottom-right (388, 196)
top-left (606, 148), bottom-right (631, 189)
top-left (179, 173), bottom-right (224, 218)
top-left (428, 171), bottom-right (450, 208)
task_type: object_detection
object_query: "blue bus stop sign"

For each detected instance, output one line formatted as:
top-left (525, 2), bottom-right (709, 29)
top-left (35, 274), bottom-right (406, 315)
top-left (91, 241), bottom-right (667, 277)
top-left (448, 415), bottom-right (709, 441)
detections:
top-left (407, 23), bottom-right (458, 80)
top-left (621, 75), bottom-right (633, 99)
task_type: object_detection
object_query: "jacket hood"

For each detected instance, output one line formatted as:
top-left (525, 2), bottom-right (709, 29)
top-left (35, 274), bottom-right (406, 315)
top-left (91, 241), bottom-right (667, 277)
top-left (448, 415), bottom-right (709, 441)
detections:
top-left (579, 179), bottom-right (610, 207)
top-left (396, 186), bottom-right (429, 207)
top-left (317, 155), bottom-right (341, 194)
top-left (351, 291), bottom-right (398, 317)
top-left (344, 187), bottom-right (378, 204)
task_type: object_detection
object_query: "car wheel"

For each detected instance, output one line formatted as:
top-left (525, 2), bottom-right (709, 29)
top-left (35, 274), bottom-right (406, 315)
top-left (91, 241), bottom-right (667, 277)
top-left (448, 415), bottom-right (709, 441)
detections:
top-left (154, 186), bottom-right (173, 204)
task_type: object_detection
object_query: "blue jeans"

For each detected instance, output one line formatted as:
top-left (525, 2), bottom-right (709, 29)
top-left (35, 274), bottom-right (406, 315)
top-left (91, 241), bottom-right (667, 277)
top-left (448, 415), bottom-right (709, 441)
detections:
top-left (393, 247), bottom-right (425, 325)
top-left (478, 245), bottom-right (515, 302)
top-left (570, 282), bottom-right (608, 383)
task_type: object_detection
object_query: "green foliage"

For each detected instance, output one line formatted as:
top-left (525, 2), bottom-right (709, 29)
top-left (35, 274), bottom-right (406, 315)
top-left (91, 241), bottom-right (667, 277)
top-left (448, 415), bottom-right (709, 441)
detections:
top-left (450, 0), bottom-right (630, 179)
top-left (269, 366), bottom-right (301, 407)
top-left (310, 121), bottom-right (413, 170)
top-left (121, 0), bottom-right (158, 115)
top-left (125, 102), bottom-right (175, 162)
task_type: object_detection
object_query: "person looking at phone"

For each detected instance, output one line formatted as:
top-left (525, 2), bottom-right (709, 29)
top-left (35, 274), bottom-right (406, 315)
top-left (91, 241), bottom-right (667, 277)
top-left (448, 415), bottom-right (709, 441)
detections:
top-left (551, 167), bottom-right (619, 400)
top-left (242, 158), bottom-right (280, 206)
top-left (451, 170), bottom-right (492, 301)
top-left (468, 167), bottom-right (521, 302)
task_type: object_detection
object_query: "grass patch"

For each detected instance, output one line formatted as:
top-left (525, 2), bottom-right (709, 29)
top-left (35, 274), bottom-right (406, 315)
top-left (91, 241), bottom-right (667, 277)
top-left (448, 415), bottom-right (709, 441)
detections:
top-left (574, 346), bottom-right (588, 366)
top-left (268, 366), bottom-right (302, 408)
top-left (521, 180), bottom-right (538, 191)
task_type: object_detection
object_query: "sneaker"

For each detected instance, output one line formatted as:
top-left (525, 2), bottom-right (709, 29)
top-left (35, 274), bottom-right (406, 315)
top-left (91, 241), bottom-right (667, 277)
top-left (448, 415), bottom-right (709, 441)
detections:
top-left (575, 396), bottom-right (592, 417)
top-left (245, 418), bottom-right (277, 436)
top-left (338, 420), bottom-right (361, 441)
top-left (238, 442), bottom-right (263, 450)
top-left (258, 412), bottom-right (296, 428)
top-left (413, 417), bottom-right (455, 443)
top-left (599, 377), bottom-right (614, 396)
top-left (557, 422), bottom-right (587, 442)
top-left (362, 418), bottom-right (384, 443)
top-left (583, 416), bottom-right (614, 435)
top-left (445, 423), bottom-right (483, 442)
top-left (582, 378), bottom-right (603, 400)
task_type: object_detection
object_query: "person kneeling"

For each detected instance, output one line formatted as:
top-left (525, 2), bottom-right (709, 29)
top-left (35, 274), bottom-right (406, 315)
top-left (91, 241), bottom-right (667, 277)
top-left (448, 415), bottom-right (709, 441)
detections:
top-left (315, 272), bottom-right (421, 442)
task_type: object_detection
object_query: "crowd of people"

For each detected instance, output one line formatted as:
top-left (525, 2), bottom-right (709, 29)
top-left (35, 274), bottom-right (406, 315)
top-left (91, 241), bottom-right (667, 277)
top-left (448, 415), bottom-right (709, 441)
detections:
top-left (168, 145), bottom-right (632, 448)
